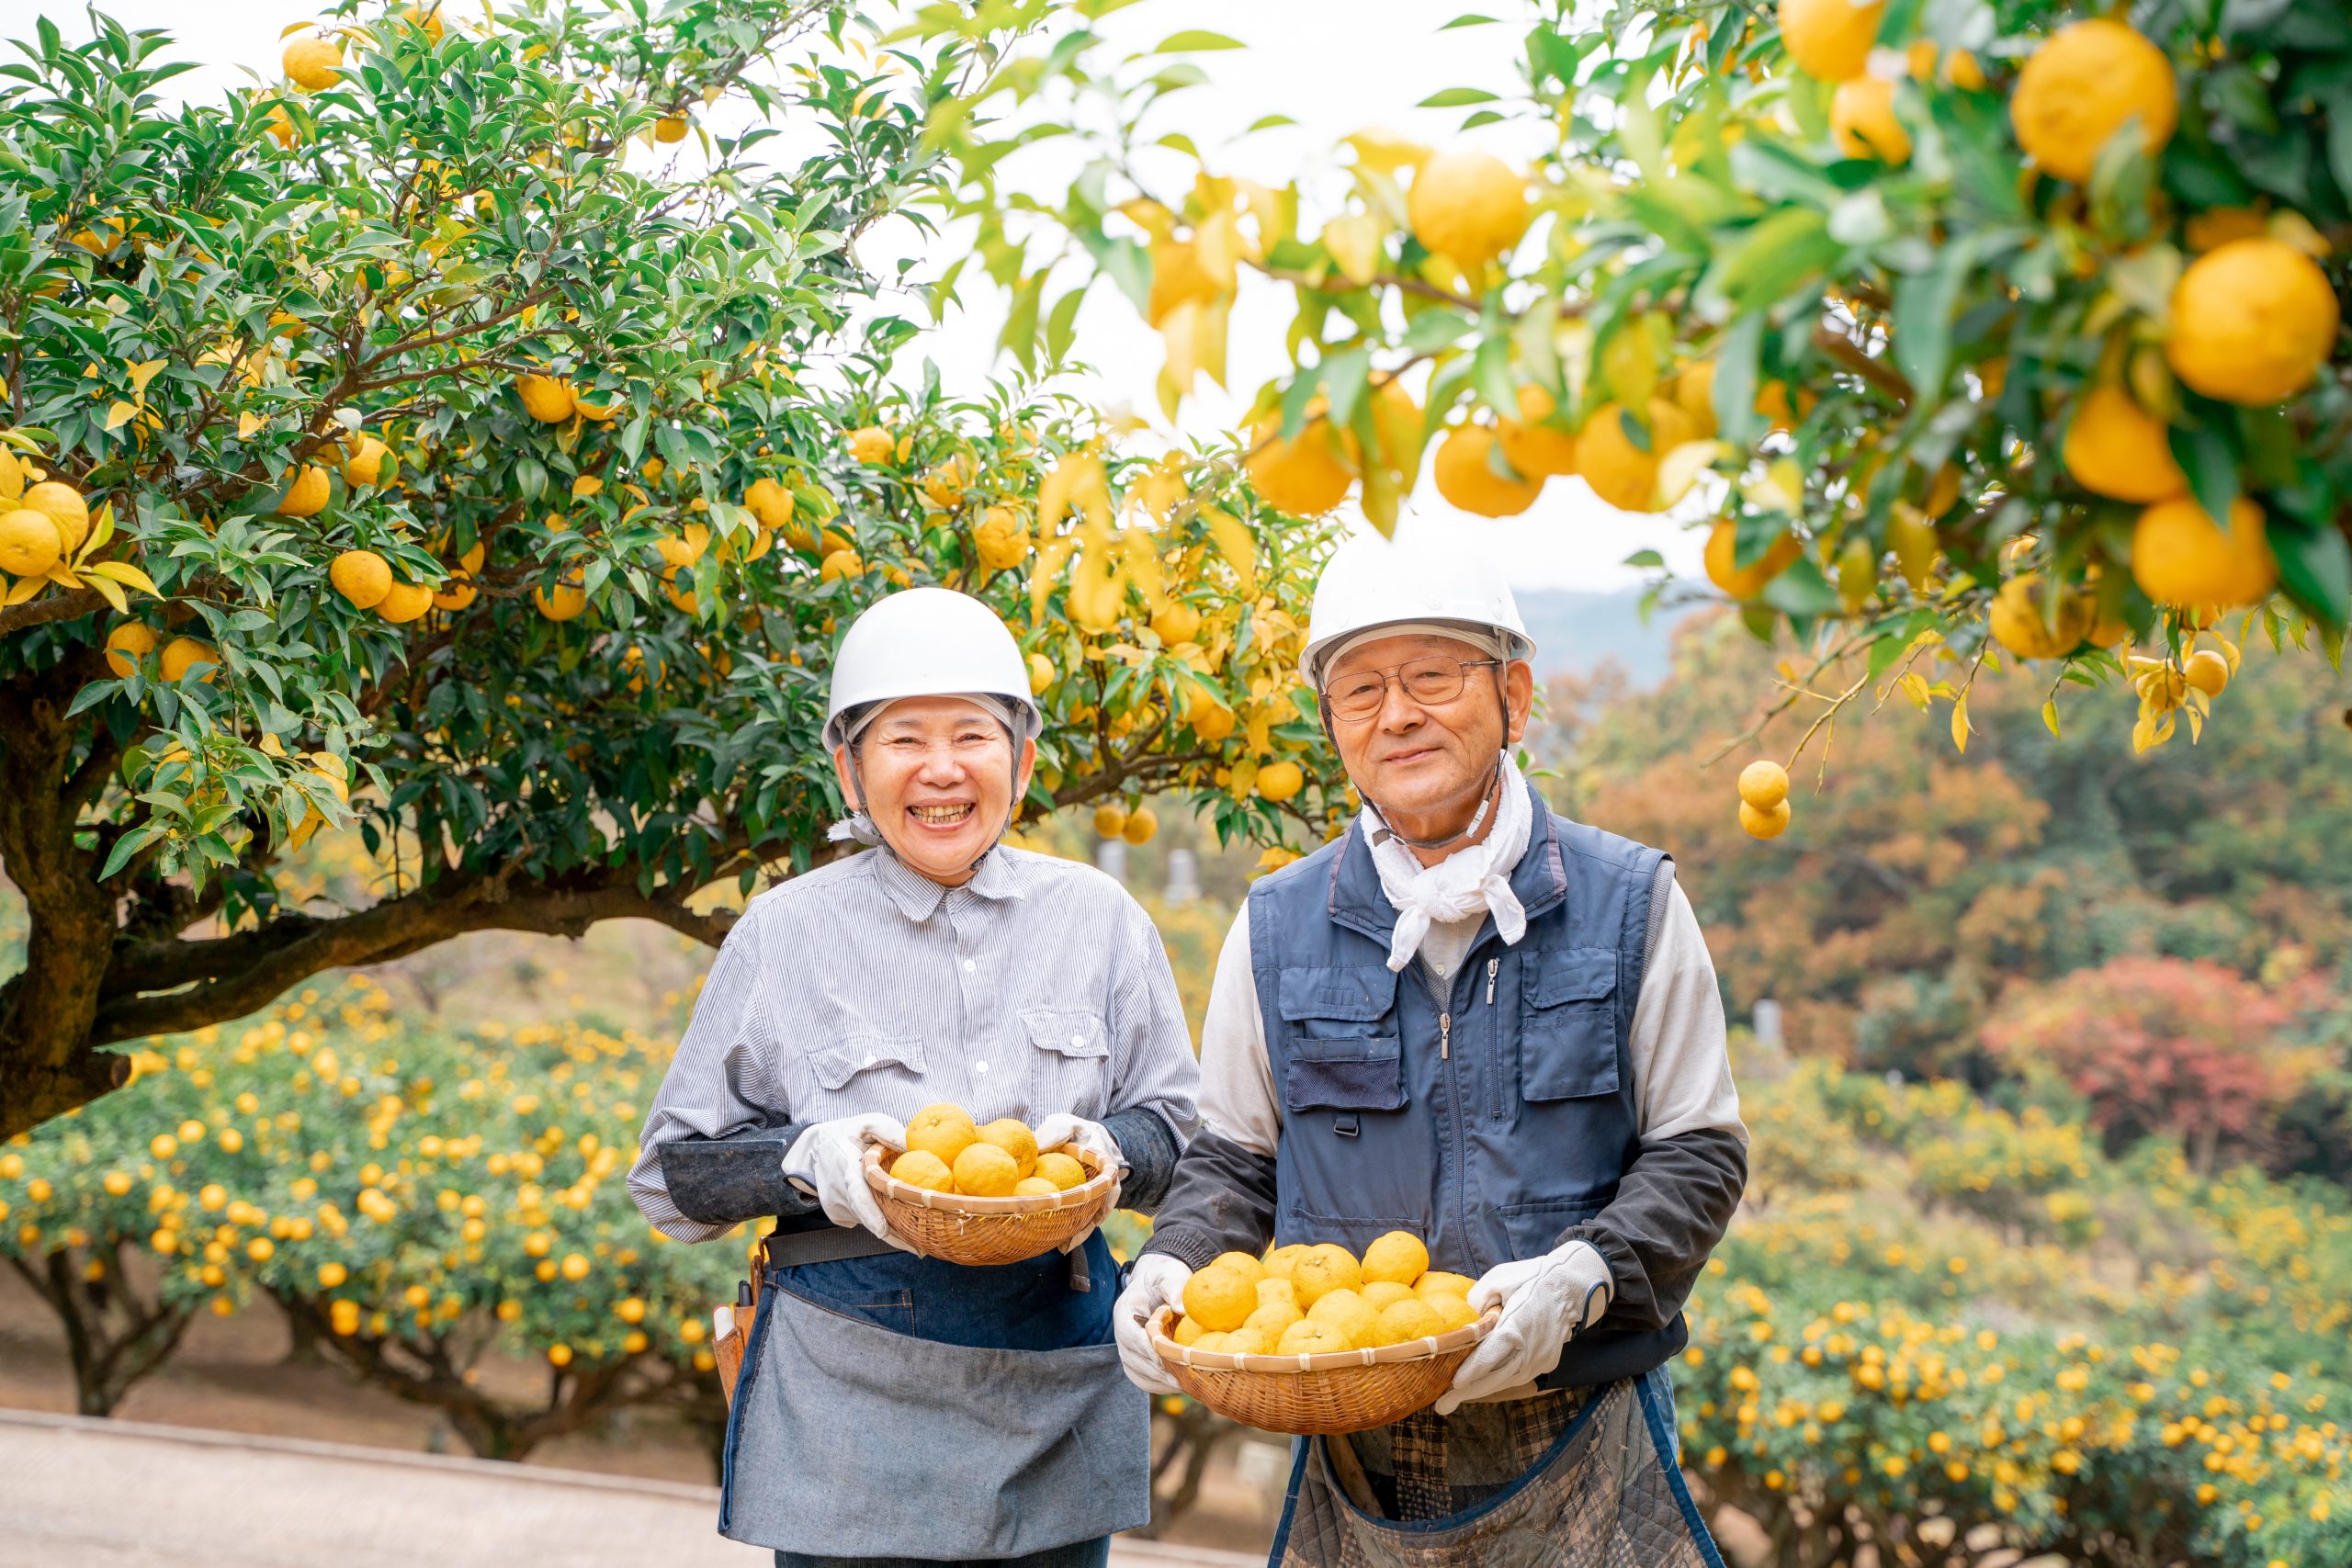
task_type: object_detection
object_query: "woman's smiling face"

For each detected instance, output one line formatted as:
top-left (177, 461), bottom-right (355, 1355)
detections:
top-left (833, 696), bottom-right (1034, 886)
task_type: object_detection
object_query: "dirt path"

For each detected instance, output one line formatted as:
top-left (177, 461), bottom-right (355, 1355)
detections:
top-left (0, 1409), bottom-right (1266, 1568)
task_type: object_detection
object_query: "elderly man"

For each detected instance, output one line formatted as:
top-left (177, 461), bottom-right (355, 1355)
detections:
top-left (1113, 535), bottom-right (1746, 1564)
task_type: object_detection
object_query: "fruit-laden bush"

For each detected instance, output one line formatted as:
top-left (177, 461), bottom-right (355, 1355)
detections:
top-left (0, 981), bottom-right (749, 1458)
top-left (1680, 1059), bottom-right (2352, 1567)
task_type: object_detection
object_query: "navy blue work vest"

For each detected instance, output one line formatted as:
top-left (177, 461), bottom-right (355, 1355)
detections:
top-left (1246, 778), bottom-right (1686, 1387)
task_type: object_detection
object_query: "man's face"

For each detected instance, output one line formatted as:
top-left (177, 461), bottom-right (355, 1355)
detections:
top-left (833, 696), bottom-right (1034, 886)
top-left (1323, 632), bottom-right (1532, 829)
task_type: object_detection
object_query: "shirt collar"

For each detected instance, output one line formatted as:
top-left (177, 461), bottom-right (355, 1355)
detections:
top-left (867, 843), bottom-right (1024, 921)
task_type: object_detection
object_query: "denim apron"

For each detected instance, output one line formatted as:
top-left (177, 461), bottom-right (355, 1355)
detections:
top-left (718, 1230), bottom-right (1150, 1558)
top-left (1269, 1370), bottom-right (1724, 1568)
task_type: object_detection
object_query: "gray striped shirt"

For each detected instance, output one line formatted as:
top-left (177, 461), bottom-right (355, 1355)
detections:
top-left (628, 845), bottom-right (1202, 1242)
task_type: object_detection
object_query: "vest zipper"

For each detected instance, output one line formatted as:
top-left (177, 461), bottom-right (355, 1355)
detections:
top-left (1486, 957), bottom-right (1498, 1004)
top-left (1440, 1010), bottom-right (1451, 1060)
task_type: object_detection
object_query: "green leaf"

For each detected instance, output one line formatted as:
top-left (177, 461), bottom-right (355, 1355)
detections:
top-left (1045, 284), bottom-right (1088, 364)
top-left (1441, 14), bottom-right (1499, 27)
top-left (1890, 234), bottom-right (1976, 401)
top-left (1321, 345), bottom-right (1372, 433)
top-left (1244, 114), bottom-right (1295, 132)
top-left (2269, 517), bottom-right (2352, 629)
top-left (2175, 420), bottom-right (2242, 529)
top-left (1401, 308), bottom-right (1474, 355)
top-left (1622, 548), bottom-right (1666, 569)
top-left (1151, 29), bottom-right (1246, 51)
top-left (1712, 311), bottom-right (1764, 450)
top-left (1761, 556), bottom-right (1842, 617)
top-left (1418, 87), bottom-right (1500, 107)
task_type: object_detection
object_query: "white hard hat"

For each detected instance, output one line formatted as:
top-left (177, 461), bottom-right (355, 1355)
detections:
top-left (822, 587), bottom-right (1043, 750)
top-left (1299, 531), bottom-right (1534, 691)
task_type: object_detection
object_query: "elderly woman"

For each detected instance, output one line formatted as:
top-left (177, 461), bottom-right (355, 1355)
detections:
top-left (628, 587), bottom-right (1199, 1568)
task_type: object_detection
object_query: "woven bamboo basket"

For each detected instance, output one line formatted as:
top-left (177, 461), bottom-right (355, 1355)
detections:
top-left (1148, 1304), bottom-right (1498, 1435)
top-left (861, 1144), bottom-right (1114, 1266)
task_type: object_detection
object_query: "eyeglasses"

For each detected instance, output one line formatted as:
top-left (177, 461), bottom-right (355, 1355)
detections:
top-left (1323, 657), bottom-right (1504, 721)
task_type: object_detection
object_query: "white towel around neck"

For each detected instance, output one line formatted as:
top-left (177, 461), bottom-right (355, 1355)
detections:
top-left (1360, 752), bottom-right (1532, 972)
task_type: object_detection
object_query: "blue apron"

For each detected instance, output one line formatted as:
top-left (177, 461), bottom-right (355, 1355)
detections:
top-left (718, 1232), bottom-right (1150, 1559)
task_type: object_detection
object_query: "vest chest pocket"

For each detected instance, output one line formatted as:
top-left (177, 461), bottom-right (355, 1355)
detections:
top-left (1278, 964), bottom-right (1405, 1113)
top-left (1519, 948), bottom-right (1622, 1101)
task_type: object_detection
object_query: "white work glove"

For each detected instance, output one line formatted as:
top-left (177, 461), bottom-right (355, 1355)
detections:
top-left (1030, 1112), bottom-right (1126, 1224)
top-left (1432, 1240), bottom-right (1613, 1416)
top-left (781, 1112), bottom-right (911, 1248)
top-left (1113, 1252), bottom-right (1190, 1395)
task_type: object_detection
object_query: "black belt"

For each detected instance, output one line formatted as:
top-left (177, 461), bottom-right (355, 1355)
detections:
top-left (758, 1225), bottom-right (1096, 1291)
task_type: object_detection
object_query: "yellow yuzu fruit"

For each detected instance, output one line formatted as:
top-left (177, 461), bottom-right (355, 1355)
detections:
top-left (1034, 1151), bottom-right (1087, 1191)
top-left (1210, 1251), bottom-right (1270, 1288)
top-left (2063, 386), bottom-right (2187, 502)
top-left (951, 1141), bottom-right (1020, 1198)
top-left (1291, 1244), bottom-right (1363, 1307)
top-left (1256, 1278), bottom-right (1300, 1311)
top-left (1277, 1319), bottom-right (1351, 1356)
top-left (743, 477), bottom-right (796, 530)
top-left (330, 549), bottom-right (393, 609)
top-left (1831, 76), bottom-right (1910, 163)
top-left (1704, 523), bottom-right (1804, 598)
top-left (1306, 1288), bottom-right (1380, 1348)
top-left (1191, 1331), bottom-right (1230, 1352)
top-left (1414, 1270), bottom-right (1476, 1301)
top-left (1362, 1230), bottom-right (1430, 1286)
top-left (1737, 760), bottom-right (1790, 810)
top-left (22, 481), bottom-right (90, 553)
top-left (1255, 760), bottom-right (1306, 804)
top-left (2132, 496), bottom-right (2277, 608)
top-left (1422, 1292), bottom-right (1479, 1332)
top-left (342, 434), bottom-right (390, 488)
top-left (1433, 424), bottom-right (1544, 517)
top-left (160, 637), bottom-right (220, 683)
top-left (1577, 400), bottom-right (1692, 513)
top-left (1222, 1327), bottom-right (1272, 1356)
top-left (2164, 238), bottom-right (2340, 407)
top-left (1122, 806), bottom-right (1159, 845)
top-left (1091, 802), bottom-right (1128, 839)
top-left (516, 374), bottom-right (576, 423)
top-left (534, 578), bottom-right (588, 621)
top-left (890, 1149), bottom-right (955, 1191)
top-left (1375, 1296), bottom-right (1449, 1345)
top-left (1361, 1281), bottom-right (1415, 1313)
top-left (1027, 651), bottom-right (1056, 696)
top-left (0, 508), bottom-right (62, 576)
top-left (653, 116), bottom-right (690, 144)
top-left (847, 425), bottom-right (896, 466)
top-left (904, 1103), bottom-right (978, 1167)
top-left (2184, 649), bottom-right (2231, 697)
top-left (1012, 1176), bottom-right (1059, 1197)
top-left (1987, 574), bottom-right (2091, 660)
top-left (283, 35), bottom-right (342, 91)
top-left (1408, 148), bottom-right (1529, 269)
top-left (819, 547), bottom-right (861, 583)
top-left (975, 1118), bottom-right (1039, 1179)
top-left (275, 465), bottom-right (330, 517)
top-left (974, 506), bottom-right (1031, 571)
top-left (375, 580), bottom-right (433, 624)
top-left (103, 621), bottom-right (157, 677)
top-left (1264, 1244), bottom-right (1308, 1281)
top-left (1497, 385), bottom-right (1578, 479)
top-left (1244, 1301), bottom-right (1305, 1338)
top-left (1172, 1315), bottom-right (1206, 1347)
top-left (2009, 19), bottom-right (2177, 185)
top-left (1777, 0), bottom-right (1884, 81)
top-left (1182, 1266), bottom-right (1257, 1333)
top-left (1246, 415), bottom-right (1354, 515)
top-left (1740, 800), bottom-right (1793, 840)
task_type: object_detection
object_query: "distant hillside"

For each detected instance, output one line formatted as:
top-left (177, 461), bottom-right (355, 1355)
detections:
top-left (1512, 587), bottom-right (1693, 685)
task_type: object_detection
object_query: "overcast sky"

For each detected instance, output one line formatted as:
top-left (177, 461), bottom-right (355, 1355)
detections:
top-left (0, 0), bottom-right (1708, 592)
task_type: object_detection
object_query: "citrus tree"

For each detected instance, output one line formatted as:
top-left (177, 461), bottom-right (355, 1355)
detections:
top-left (913, 0), bottom-right (2347, 838)
top-left (0, 1), bottom-right (1339, 1139)
top-left (0, 979), bottom-right (758, 1456)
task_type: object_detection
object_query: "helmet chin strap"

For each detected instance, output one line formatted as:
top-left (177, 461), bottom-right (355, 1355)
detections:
top-left (1363, 750), bottom-right (1506, 855)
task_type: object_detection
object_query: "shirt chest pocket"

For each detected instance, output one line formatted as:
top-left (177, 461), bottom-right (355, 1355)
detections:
top-left (1022, 1007), bottom-right (1110, 1118)
top-left (807, 1036), bottom-right (928, 1102)
top-left (1518, 948), bottom-right (1623, 1102)
top-left (1278, 964), bottom-right (1404, 1113)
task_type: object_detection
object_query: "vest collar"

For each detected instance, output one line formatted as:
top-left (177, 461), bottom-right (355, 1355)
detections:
top-left (1326, 774), bottom-right (1568, 949)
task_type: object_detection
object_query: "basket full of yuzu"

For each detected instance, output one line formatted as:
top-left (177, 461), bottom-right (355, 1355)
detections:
top-left (1148, 1233), bottom-right (1498, 1435)
top-left (864, 1102), bottom-right (1116, 1265)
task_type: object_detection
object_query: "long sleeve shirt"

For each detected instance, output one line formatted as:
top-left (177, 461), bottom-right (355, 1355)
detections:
top-left (628, 845), bottom-right (1200, 1243)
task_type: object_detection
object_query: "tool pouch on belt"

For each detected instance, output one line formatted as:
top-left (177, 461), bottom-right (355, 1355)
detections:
top-left (715, 1271), bottom-right (758, 1404)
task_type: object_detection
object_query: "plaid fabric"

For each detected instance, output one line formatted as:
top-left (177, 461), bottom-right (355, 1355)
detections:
top-left (1342, 1385), bottom-right (1598, 1521)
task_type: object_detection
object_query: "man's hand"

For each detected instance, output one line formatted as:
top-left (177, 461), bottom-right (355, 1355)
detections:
top-left (782, 1112), bottom-right (910, 1246)
top-left (1113, 1253), bottom-right (1191, 1394)
top-left (1433, 1240), bottom-right (1612, 1415)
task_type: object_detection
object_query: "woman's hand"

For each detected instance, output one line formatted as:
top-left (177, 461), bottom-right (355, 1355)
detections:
top-left (782, 1112), bottom-right (910, 1242)
top-left (1113, 1253), bottom-right (1190, 1394)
